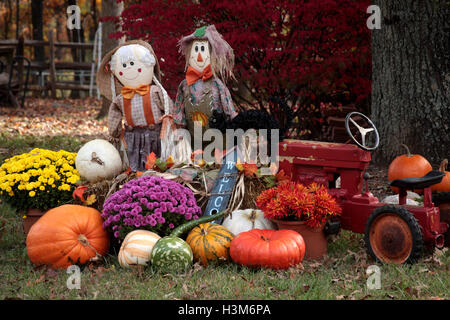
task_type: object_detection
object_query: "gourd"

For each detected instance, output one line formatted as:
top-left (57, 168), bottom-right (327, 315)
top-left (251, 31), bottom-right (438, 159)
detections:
top-left (230, 229), bottom-right (305, 270)
top-left (388, 144), bottom-right (432, 193)
top-left (431, 159), bottom-right (450, 193)
top-left (150, 211), bottom-right (226, 272)
top-left (118, 230), bottom-right (161, 268)
top-left (186, 223), bottom-right (234, 266)
top-left (26, 204), bottom-right (109, 269)
top-left (221, 209), bottom-right (276, 236)
top-left (75, 139), bottom-right (122, 182)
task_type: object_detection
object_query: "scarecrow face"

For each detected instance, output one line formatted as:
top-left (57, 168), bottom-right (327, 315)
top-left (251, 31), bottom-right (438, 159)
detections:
top-left (189, 40), bottom-right (210, 72)
top-left (111, 45), bottom-right (155, 88)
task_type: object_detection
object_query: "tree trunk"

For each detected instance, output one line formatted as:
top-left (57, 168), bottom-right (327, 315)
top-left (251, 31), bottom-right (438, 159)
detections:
top-left (31, 0), bottom-right (45, 61)
top-left (96, 0), bottom-right (124, 120)
top-left (371, 0), bottom-right (450, 166)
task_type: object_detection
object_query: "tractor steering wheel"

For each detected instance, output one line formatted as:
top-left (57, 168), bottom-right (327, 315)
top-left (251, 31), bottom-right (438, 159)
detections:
top-left (344, 112), bottom-right (380, 151)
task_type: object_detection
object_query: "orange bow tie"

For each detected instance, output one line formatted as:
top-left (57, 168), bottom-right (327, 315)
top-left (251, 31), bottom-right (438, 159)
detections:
top-left (121, 84), bottom-right (150, 99)
top-left (186, 65), bottom-right (213, 86)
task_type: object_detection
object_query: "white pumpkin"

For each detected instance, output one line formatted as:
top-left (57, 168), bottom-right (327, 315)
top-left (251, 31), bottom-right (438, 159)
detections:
top-left (221, 209), bottom-right (277, 236)
top-left (118, 230), bottom-right (161, 268)
top-left (75, 139), bottom-right (122, 182)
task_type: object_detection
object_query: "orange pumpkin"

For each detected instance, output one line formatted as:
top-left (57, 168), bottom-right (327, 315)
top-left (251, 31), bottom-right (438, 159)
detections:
top-left (230, 229), bottom-right (306, 270)
top-left (432, 159), bottom-right (450, 192)
top-left (186, 223), bottom-right (234, 266)
top-left (26, 204), bottom-right (109, 269)
top-left (388, 144), bottom-right (432, 194)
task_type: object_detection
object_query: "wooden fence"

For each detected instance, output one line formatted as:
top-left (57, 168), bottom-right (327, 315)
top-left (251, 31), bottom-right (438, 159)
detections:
top-left (0, 30), bottom-right (95, 99)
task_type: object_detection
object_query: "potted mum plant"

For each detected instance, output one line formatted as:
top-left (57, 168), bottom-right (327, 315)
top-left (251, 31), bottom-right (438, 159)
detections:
top-left (0, 148), bottom-right (81, 233)
top-left (101, 175), bottom-right (202, 243)
top-left (256, 182), bottom-right (342, 260)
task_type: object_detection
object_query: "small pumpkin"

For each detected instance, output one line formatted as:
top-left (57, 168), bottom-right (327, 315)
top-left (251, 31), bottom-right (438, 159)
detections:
top-left (150, 211), bottom-right (226, 272)
top-left (431, 159), bottom-right (450, 193)
top-left (118, 230), bottom-right (161, 268)
top-left (221, 209), bottom-right (276, 236)
top-left (388, 144), bottom-right (432, 193)
top-left (75, 139), bottom-right (123, 182)
top-left (186, 223), bottom-right (234, 266)
top-left (26, 204), bottom-right (109, 269)
top-left (230, 229), bottom-right (305, 270)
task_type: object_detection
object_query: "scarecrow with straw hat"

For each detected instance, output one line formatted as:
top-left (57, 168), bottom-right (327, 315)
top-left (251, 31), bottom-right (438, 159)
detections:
top-left (97, 40), bottom-right (185, 172)
top-left (173, 25), bottom-right (238, 151)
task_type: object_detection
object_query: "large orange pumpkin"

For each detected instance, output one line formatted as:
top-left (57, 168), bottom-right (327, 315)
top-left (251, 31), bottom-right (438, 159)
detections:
top-left (230, 229), bottom-right (305, 270)
top-left (26, 204), bottom-right (109, 269)
top-left (388, 144), bottom-right (432, 194)
top-left (186, 223), bottom-right (234, 266)
top-left (432, 159), bottom-right (450, 192)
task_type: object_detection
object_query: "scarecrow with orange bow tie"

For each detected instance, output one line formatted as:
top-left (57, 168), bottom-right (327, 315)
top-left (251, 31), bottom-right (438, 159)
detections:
top-left (173, 25), bottom-right (238, 150)
top-left (97, 40), bottom-right (181, 172)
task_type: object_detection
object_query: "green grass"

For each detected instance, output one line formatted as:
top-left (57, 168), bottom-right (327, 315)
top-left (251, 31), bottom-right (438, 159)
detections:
top-left (0, 134), bottom-right (449, 300)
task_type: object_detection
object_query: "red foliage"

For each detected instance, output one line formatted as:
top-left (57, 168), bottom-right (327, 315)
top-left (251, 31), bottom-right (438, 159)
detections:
top-left (257, 182), bottom-right (342, 229)
top-left (111, 0), bottom-right (371, 139)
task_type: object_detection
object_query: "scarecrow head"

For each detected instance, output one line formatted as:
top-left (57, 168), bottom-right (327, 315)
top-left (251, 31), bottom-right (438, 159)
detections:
top-left (97, 40), bottom-right (164, 101)
top-left (179, 25), bottom-right (235, 82)
top-left (110, 44), bottom-right (156, 88)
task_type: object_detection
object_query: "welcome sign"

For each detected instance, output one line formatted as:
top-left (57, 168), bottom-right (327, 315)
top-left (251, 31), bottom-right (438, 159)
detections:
top-left (203, 147), bottom-right (239, 223)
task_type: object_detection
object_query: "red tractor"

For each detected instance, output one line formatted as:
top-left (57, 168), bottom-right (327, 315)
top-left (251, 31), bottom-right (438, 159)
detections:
top-left (278, 112), bottom-right (449, 264)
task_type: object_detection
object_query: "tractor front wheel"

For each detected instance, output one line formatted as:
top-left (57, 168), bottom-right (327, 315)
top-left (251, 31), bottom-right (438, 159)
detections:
top-left (364, 205), bottom-right (423, 264)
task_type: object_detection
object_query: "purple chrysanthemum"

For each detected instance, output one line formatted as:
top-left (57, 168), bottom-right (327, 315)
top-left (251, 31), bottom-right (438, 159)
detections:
top-left (102, 176), bottom-right (201, 239)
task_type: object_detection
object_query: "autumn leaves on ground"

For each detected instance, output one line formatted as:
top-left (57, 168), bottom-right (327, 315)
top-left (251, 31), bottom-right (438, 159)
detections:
top-left (0, 98), bottom-right (448, 300)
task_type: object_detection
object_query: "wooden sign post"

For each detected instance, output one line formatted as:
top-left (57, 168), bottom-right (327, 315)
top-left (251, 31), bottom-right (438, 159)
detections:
top-left (203, 147), bottom-right (239, 223)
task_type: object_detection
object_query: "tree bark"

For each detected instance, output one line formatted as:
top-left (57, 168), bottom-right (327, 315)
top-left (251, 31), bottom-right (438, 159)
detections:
top-left (371, 0), bottom-right (450, 165)
top-left (96, 0), bottom-right (123, 120)
top-left (31, 0), bottom-right (45, 61)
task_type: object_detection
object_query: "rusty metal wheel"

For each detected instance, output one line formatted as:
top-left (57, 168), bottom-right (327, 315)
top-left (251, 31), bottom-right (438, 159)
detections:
top-left (364, 205), bottom-right (423, 264)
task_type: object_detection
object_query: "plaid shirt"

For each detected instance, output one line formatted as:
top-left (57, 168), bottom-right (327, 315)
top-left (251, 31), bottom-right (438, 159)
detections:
top-left (173, 77), bottom-right (238, 126)
top-left (108, 84), bottom-right (173, 138)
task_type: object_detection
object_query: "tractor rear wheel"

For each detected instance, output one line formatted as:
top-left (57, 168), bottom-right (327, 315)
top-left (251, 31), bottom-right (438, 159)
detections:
top-left (364, 205), bottom-right (423, 264)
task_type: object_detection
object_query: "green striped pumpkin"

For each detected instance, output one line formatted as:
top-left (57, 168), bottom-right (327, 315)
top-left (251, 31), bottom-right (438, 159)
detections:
top-left (150, 211), bottom-right (226, 272)
top-left (186, 223), bottom-right (234, 266)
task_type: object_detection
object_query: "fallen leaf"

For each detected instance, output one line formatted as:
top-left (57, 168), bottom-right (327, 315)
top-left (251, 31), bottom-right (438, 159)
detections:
top-left (145, 152), bottom-right (157, 170)
top-left (84, 194), bottom-right (97, 205)
top-left (243, 163), bottom-right (258, 177)
top-left (72, 186), bottom-right (87, 202)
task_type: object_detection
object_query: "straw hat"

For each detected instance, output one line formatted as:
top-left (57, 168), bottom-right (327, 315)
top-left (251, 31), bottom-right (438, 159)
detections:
top-left (96, 40), bottom-right (163, 101)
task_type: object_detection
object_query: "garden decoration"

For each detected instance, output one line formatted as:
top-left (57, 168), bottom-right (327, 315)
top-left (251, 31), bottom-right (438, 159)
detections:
top-left (75, 139), bottom-right (123, 182)
top-left (203, 146), bottom-right (239, 222)
top-left (0, 148), bottom-right (80, 233)
top-left (101, 175), bottom-right (202, 241)
top-left (277, 112), bottom-right (448, 264)
top-left (387, 144), bottom-right (432, 194)
top-left (229, 229), bottom-right (306, 270)
top-left (150, 210), bottom-right (226, 273)
top-left (257, 182), bottom-right (342, 260)
top-left (185, 222), bottom-right (234, 266)
top-left (97, 40), bottom-right (187, 172)
top-left (118, 230), bottom-right (161, 268)
top-left (174, 25), bottom-right (238, 150)
top-left (221, 209), bottom-right (277, 236)
top-left (26, 204), bottom-right (109, 269)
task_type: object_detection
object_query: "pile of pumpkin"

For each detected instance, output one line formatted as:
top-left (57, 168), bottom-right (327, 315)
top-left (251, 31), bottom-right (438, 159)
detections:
top-left (388, 144), bottom-right (450, 193)
top-left (26, 205), bottom-right (306, 272)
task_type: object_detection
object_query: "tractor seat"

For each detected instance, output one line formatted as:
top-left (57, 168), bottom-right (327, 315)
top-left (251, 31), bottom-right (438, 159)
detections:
top-left (390, 170), bottom-right (445, 190)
